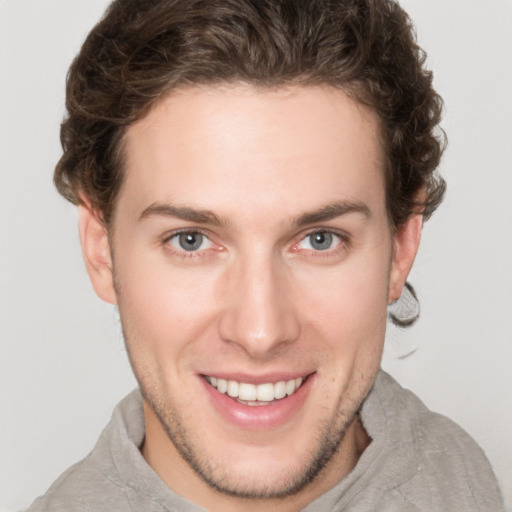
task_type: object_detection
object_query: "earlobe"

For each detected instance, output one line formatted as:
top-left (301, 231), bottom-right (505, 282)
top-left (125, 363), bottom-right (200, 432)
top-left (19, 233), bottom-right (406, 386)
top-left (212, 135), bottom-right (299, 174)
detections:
top-left (78, 204), bottom-right (117, 305)
top-left (388, 213), bottom-right (423, 304)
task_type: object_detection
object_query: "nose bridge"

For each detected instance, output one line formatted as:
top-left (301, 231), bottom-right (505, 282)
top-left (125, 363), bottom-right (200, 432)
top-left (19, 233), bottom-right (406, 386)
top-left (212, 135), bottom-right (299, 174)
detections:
top-left (219, 248), bottom-right (300, 357)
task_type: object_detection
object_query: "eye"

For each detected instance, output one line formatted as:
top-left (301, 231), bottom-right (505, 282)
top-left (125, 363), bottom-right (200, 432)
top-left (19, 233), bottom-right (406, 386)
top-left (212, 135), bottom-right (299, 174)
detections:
top-left (298, 231), bottom-right (342, 251)
top-left (167, 231), bottom-right (214, 252)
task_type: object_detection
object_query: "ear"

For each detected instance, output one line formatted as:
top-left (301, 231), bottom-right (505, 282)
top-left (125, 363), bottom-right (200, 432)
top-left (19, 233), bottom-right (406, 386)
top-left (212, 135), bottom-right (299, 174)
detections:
top-left (388, 212), bottom-right (423, 304)
top-left (78, 204), bottom-right (117, 305)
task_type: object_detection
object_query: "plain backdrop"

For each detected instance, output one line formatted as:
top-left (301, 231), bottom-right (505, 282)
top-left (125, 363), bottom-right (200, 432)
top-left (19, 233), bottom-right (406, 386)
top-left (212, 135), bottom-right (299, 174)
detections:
top-left (1, 1), bottom-right (511, 510)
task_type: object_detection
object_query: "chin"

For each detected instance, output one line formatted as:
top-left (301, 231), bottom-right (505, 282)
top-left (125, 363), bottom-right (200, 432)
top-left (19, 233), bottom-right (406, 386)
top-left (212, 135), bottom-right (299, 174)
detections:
top-left (142, 378), bottom-right (363, 500)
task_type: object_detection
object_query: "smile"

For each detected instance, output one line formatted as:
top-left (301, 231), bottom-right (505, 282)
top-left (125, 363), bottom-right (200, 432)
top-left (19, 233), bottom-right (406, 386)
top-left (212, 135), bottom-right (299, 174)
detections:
top-left (205, 375), bottom-right (305, 405)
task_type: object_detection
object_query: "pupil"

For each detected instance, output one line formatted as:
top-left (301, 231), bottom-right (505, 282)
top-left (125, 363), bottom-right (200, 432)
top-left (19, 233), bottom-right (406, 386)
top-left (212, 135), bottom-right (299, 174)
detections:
top-left (311, 232), bottom-right (332, 250)
top-left (179, 233), bottom-right (202, 251)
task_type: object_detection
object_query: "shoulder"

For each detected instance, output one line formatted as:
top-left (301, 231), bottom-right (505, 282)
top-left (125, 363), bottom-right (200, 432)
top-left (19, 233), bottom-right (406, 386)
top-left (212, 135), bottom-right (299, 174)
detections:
top-left (26, 454), bottom-right (125, 512)
top-left (25, 390), bottom-right (199, 512)
top-left (367, 371), bottom-right (505, 511)
top-left (25, 390), bottom-right (146, 512)
top-left (380, 371), bottom-right (493, 471)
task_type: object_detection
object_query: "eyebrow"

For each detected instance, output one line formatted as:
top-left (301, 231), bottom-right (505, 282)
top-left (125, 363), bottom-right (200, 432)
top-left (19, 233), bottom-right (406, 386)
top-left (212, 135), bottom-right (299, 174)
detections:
top-left (139, 203), bottom-right (226, 226)
top-left (293, 200), bottom-right (371, 227)
top-left (138, 199), bottom-right (371, 227)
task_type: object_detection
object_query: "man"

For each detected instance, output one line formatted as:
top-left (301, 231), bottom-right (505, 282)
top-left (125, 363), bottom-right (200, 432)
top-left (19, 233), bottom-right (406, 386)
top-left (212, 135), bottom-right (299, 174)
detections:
top-left (27, 0), bottom-right (505, 510)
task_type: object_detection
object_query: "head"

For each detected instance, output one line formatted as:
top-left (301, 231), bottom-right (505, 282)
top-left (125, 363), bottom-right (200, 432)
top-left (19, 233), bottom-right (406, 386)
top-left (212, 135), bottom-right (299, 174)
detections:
top-left (60, 0), bottom-right (446, 508)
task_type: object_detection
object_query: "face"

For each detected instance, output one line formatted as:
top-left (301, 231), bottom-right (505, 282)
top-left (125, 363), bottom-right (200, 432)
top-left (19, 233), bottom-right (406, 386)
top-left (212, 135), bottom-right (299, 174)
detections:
top-left (80, 85), bottom-right (421, 508)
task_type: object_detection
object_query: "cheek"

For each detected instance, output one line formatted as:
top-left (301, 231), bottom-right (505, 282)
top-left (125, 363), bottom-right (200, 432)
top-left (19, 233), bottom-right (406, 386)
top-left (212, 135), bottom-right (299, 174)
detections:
top-left (114, 253), bottom-right (221, 357)
top-left (297, 254), bottom-right (391, 353)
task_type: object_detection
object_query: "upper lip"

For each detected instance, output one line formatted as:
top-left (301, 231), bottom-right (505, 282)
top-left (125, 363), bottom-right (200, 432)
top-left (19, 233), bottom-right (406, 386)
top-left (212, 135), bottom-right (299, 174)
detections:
top-left (200, 372), bottom-right (314, 385)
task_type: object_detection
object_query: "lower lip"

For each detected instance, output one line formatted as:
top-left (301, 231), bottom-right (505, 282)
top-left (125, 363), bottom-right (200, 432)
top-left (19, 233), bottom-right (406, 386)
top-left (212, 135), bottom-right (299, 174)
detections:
top-left (201, 375), bottom-right (314, 431)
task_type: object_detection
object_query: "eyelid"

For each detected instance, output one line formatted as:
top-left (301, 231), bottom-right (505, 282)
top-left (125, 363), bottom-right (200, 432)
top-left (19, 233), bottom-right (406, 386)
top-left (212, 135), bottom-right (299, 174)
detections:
top-left (162, 228), bottom-right (203, 242)
top-left (162, 227), bottom-right (211, 243)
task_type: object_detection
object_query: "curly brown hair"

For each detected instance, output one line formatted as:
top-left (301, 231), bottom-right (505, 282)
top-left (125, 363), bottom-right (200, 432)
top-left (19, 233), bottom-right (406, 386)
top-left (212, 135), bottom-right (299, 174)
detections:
top-left (55, 0), bottom-right (446, 231)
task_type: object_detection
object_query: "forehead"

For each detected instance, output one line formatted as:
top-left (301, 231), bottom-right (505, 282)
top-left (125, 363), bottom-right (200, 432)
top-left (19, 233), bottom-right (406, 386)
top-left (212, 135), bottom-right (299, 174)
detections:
top-left (120, 84), bottom-right (385, 224)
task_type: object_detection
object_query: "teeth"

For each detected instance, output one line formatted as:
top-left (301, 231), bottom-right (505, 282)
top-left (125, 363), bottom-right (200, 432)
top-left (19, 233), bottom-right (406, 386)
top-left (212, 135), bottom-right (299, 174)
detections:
top-left (244, 400), bottom-right (272, 406)
top-left (239, 382), bottom-right (257, 401)
top-left (217, 378), bottom-right (227, 394)
top-left (227, 380), bottom-right (239, 398)
top-left (206, 375), bottom-right (304, 402)
top-left (274, 381), bottom-right (287, 399)
top-left (256, 383), bottom-right (274, 401)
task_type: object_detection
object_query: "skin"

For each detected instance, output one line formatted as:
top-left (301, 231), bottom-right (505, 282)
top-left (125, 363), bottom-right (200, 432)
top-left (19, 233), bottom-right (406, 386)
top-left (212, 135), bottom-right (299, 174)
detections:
top-left (79, 85), bottom-right (422, 512)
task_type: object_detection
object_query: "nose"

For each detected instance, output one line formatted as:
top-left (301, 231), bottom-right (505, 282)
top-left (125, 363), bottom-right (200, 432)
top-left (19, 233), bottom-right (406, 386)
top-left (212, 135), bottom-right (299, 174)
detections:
top-left (218, 253), bottom-right (301, 358)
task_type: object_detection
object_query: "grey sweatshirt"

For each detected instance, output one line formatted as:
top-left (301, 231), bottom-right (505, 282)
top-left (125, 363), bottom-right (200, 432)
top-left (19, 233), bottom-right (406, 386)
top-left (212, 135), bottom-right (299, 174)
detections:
top-left (27, 371), bottom-right (505, 511)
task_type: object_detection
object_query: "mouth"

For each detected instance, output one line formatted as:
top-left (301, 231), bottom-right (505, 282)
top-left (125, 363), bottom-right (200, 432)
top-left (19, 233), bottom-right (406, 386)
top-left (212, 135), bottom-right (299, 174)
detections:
top-left (201, 372), bottom-right (314, 430)
top-left (204, 375), bottom-right (307, 406)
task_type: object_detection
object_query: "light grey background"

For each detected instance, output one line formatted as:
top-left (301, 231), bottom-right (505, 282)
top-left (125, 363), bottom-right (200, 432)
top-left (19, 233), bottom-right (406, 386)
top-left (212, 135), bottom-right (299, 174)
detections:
top-left (1, 1), bottom-right (511, 510)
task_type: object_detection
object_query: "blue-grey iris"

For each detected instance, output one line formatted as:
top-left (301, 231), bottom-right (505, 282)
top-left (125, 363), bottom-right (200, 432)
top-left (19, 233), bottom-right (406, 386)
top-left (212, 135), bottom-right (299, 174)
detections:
top-left (179, 232), bottom-right (203, 251)
top-left (310, 232), bottom-right (333, 251)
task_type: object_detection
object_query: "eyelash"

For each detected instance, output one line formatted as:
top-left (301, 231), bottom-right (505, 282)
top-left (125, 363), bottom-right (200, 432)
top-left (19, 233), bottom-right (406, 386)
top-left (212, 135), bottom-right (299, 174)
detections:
top-left (161, 228), bottom-right (349, 259)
